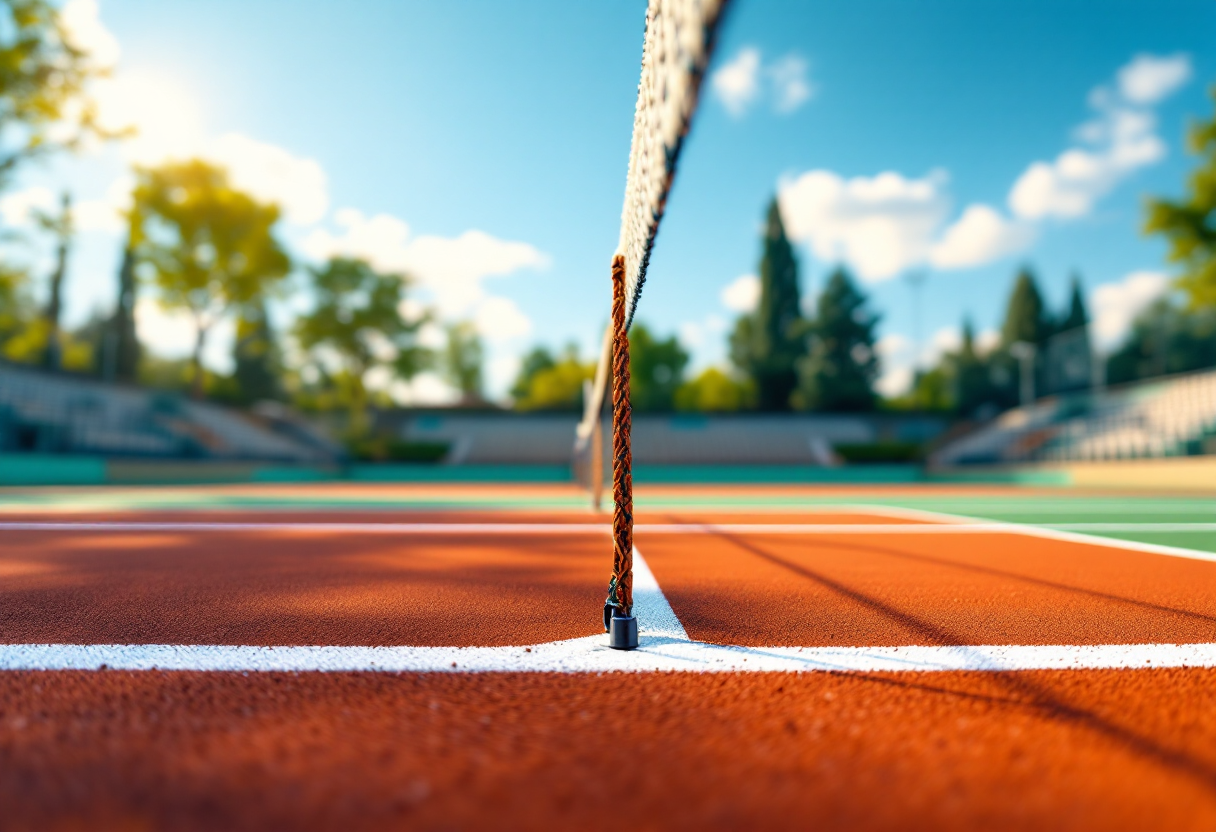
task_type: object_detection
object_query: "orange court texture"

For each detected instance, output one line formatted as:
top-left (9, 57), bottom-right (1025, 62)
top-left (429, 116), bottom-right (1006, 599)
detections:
top-left (2, 489), bottom-right (1216, 830)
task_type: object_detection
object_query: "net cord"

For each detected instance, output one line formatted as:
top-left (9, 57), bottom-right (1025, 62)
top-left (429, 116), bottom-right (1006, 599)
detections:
top-left (606, 254), bottom-right (633, 616)
top-left (573, 0), bottom-right (728, 466)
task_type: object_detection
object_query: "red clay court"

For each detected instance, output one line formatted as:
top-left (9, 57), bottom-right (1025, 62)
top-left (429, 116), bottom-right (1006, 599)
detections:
top-left (3, 481), bottom-right (1216, 830)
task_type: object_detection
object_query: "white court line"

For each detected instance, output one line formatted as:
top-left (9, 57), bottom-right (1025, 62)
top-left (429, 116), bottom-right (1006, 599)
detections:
top-left (3, 640), bottom-right (1215, 674)
top-left (856, 504), bottom-right (1216, 565)
top-left (2, 521), bottom-right (1214, 534)
top-left (3, 513), bottom-right (1215, 675)
top-left (1, 528), bottom-right (1213, 674)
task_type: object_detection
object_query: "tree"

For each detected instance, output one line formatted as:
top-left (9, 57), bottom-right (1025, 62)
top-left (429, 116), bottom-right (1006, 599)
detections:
top-left (231, 299), bottom-right (281, 404)
top-left (444, 321), bottom-right (484, 405)
top-left (294, 257), bottom-right (430, 433)
top-left (510, 346), bottom-right (556, 403)
top-left (0, 0), bottom-right (110, 192)
top-left (1001, 267), bottom-right (1049, 347)
top-left (1145, 86), bottom-right (1216, 307)
top-left (629, 322), bottom-right (688, 412)
top-left (954, 318), bottom-right (993, 417)
top-left (0, 262), bottom-right (33, 356)
top-left (794, 267), bottom-right (879, 412)
top-left (1106, 297), bottom-right (1216, 385)
top-left (34, 190), bottom-right (70, 369)
top-left (100, 211), bottom-right (141, 383)
top-left (674, 367), bottom-right (755, 412)
top-left (513, 345), bottom-right (593, 411)
top-left (133, 160), bottom-right (290, 398)
top-left (730, 197), bottom-right (804, 410)
top-left (997, 267), bottom-right (1050, 404)
top-left (1041, 275), bottom-right (1094, 396)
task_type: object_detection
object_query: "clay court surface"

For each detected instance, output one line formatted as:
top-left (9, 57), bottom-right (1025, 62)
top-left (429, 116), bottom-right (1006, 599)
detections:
top-left (3, 483), bottom-right (1216, 830)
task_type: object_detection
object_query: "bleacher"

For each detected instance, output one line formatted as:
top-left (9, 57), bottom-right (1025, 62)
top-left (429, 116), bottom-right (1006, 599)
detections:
top-left (932, 367), bottom-right (1216, 466)
top-left (0, 363), bottom-right (339, 464)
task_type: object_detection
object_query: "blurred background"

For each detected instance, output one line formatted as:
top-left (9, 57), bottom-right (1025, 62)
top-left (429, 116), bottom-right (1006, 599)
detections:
top-left (1, 0), bottom-right (1214, 487)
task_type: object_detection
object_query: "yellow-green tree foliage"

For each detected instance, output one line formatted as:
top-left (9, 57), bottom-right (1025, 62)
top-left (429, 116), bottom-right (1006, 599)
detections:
top-left (133, 160), bottom-right (290, 398)
top-left (1146, 87), bottom-right (1216, 306)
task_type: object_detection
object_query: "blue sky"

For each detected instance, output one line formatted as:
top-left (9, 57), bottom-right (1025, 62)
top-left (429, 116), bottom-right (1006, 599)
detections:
top-left (6, 0), bottom-right (1215, 401)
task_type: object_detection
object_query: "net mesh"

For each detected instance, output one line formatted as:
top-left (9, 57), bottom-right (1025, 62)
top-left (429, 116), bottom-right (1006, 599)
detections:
top-left (573, 0), bottom-right (727, 499)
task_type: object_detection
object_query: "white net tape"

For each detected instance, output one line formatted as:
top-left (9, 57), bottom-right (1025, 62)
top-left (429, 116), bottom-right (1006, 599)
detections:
top-left (574, 0), bottom-right (727, 471)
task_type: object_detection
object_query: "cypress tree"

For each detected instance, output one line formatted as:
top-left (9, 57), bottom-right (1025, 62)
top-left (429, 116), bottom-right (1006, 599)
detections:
top-left (954, 318), bottom-right (991, 417)
top-left (232, 299), bottom-right (281, 404)
top-left (1059, 275), bottom-right (1089, 331)
top-left (39, 192), bottom-right (72, 370)
top-left (1000, 267), bottom-right (1048, 347)
top-left (103, 216), bottom-right (142, 383)
top-left (794, 267), bottom-right (879, 412)
top-left (729, 197), bottom-right (804, 410)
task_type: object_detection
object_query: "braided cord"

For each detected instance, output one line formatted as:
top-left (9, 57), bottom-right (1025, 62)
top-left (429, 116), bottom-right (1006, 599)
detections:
top-left (607, 254), bottom-right (633, 616)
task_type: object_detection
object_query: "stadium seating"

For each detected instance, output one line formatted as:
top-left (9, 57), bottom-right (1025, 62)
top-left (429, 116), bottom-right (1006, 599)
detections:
top-left (932, 367), bottom-right (1216, 466)
top-left (0, 363), bottom-right (338, 463)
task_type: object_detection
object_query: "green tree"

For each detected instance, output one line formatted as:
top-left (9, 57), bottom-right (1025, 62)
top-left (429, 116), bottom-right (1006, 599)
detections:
top-left (1058, 276), bottom-right (1089, 331)
top-left (1106, 297), bottom-right (1216, 385)
top-left (34, 190), bottom-right (71, 369)
top-left (0, 0), bottom-right (110, 191)
top-left (294, 257), bottom-right (430, 433)
top-left (513, 345), bottom-right (593, 411)
top-left (794, 267), bottom-right (879, 412)
top-left (133, 160), bottom-right (290, 398)
top-left (674, 367), bottom-right (755, 412)
top-left (0, 262), bottom-right (32, 357)
top-left (1145, 87), bottom-right (1216, 307)
top-left (444, 320), bottom-right (484, 405)
top-left (510, 346), bottom-right (556, 403)
top-left (231, 299), bottom-right (281, 404)
top-left (730, 198), bottom-right (804, 410)
top-left (954, 319), bottom-right (993, 417)
top-left (1001, 267), bottom-right (1049, 347)
top-left (629, 322), bottom-right (688, 412)
top-left (100, 211), bottom-right (141, 382)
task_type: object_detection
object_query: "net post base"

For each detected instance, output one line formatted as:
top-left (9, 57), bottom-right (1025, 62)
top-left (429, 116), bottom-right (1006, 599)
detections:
top-left (608, 614), bottom-right (639, 650)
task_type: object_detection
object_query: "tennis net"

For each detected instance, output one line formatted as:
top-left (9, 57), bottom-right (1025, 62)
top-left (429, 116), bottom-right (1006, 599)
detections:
top-left (573, 0), bottom-right (728, 506)
top-left (577, 0), bottom-right (728, 647)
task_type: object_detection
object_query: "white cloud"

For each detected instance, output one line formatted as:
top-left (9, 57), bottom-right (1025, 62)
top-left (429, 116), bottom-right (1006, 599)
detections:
top-left (977, 328), bottom-right (1000, 355)
top-left (873, 326), bottom-right (980, 398)
top-left (712, 48), bottom-right (814, 117)
top-left (92, 70), bottom-right (327, 225)
top-left (134, 298), bottom-right (234, 372)
top-left (388, 371), bottom-right (461, 406)
top-left (720, 273), bottom-right (760, 312)
top-left (876, 366), bottom-right (913, 399)
top-left (768, 54), bottom-right (814, 113)
top-left (930, 204), bottom-right (1035, 269)
top-left (678, 313), bottom-right (727, 353)
top-left (711, 47), bottom-right (761, 116)
top-left (303, 208), bottom-right (548, 316)
top-left (208, 133), bottom-right (328, 225)
top-left (778, 169), bottom-right (949, 281)
top-left (74, 198), bottom-right (123, 232)
top-left (875, 332), bottom-right (910, 359)
top-left (60, 0), bottom-right (121, 68)
top-left (929, 326), bottom-right (961, 359)
top-left (472, 295), bottom-right (532, 342)
top-left (92, 71), bottom-right (205, 163)
top-left (1118, 53), bottom-right (1192, 105)
top-left (0, 186), bottom-right (56, 226)
top-left (1008, 53), bottom-right (1188, 221)
top-left (1090, 270), bottom-right (1169, 351)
